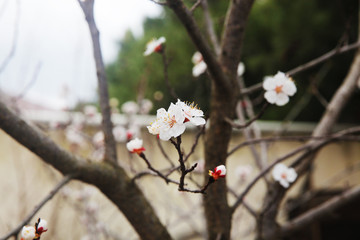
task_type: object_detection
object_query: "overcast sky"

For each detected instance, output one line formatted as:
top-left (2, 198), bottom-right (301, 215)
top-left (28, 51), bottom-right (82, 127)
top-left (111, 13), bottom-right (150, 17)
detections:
top-left (0, 0), bottom-right (161, 109)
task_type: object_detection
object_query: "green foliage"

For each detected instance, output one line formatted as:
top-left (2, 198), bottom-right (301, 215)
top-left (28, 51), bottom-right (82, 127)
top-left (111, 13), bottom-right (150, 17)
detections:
top-left (106, 0), bottom-right (359, 122)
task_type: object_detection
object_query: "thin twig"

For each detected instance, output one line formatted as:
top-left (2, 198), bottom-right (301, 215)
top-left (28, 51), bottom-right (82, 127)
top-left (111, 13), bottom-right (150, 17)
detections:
top-left (138, 153), bottom-right (175, 184)
top-left (239, 40), bottom-right (360, 96)
top-left (190, 0), bottom-right (202, 13)
top-left (14, 62), bottom-right (42, 101)
top-left (183, 125), bottom-right (205, 162)
top-left (225, 102), bottom-right (269, 129)
top-left (0, 0), bottom-right (20, 74)
top-left (0, 175), bottom-right (73, 240)
top-left (156, 137), bottom-right (175, 167)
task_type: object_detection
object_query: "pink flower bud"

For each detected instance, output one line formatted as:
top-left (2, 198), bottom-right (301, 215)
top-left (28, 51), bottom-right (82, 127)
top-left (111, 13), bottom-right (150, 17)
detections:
top-left (208, 165), bottom-right (226, 180)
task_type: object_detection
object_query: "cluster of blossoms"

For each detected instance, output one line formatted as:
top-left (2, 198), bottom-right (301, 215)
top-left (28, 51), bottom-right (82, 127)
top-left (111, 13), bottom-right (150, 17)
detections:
top-left (272, 163), bottom-right (297, 188)
top-left (208, 165), bottom-right (227, 180)
top-left (147, 99), bottom-right (206, 141)
top-left (263, 71), bottom-right (297, 106)
top-left (144, 36), bottom-right (166, 56)
top-left (21, 218), bottom-right (48, 240)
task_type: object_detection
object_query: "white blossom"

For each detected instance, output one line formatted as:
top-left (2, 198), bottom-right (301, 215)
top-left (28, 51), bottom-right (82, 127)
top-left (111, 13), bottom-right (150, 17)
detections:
top-left (144, 36), bottom-right (166, 56)
top-left (192, 51), bottom-right (207, 77)
top-left (237, 62), bottom-right (245, 76)
top-left (139, 99), bottom-right (153, 114)
top-left (21, 226), bottom-right (36, 240)
top-left (121, 101), bottom-right (139, 115)
top-left (272, 163), bottom-right (297, 188)
top-left (176, 99), bottom-right (206, 126)
top-left (126, 138), bottom-right (145, 154)
top-left (112, 125), bottom-right (127, 143)
top-left (148, 103), bottom-right (186, 141)
top-left (263, 71), bottom-right (297, 106)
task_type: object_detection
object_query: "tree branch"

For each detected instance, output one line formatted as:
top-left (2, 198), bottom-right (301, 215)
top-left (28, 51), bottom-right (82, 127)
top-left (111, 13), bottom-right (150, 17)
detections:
top-left (279, 186), bottom-right (360, 237)
top-left (77, 0), bottom-right (117, 163)
top-left (0, 101), bottom-right (172, 240)
top-left (166, 0), bottom-right (231, 92)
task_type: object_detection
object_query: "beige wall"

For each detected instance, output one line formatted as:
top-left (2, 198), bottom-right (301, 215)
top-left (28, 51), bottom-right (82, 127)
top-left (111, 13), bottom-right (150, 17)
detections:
top-left (0, 128), bottom-right (359, 239)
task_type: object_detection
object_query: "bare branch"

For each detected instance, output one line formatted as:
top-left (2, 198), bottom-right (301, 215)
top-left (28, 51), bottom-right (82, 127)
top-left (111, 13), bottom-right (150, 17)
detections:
top-left (166, 0), bottom-right (232, 92)
top-left (0, 175), bottom-right (73, 240)
top-left (225, 102), bottom-right (269, 129)
top-left (77, 0), bottom-right (117, 163)
top-left (287, 41), bottom-right (360, 77)
top-left (200, 0), bottom-right (220, 56)
top-left (0, 0), bottom-right (20, 74)
top-left (280, 186), bottom-right (360, 237)
top-left (190, 0), bottom-right (202, 13)
top-left (239, 41), bottom-right (360, 96)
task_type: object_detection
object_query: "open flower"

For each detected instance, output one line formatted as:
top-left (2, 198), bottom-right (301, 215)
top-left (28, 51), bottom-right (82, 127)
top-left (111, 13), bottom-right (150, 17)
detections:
top-left (272, 163), bottom-right (297, 188)
top-left (176, 99), bottom-right (206, 126)
top-left (36, 218), bottom-right (48, 234)
top-left (209, 165), bottom-right (226, 180)
top-left (144, 36), bottom-right (166, 56)
top-left (263, 71), bottom-right (297, 106)
top-left (21, 226), bottom-right (36, 240)
top-left (148, 103), bottom-right (186, 141)
top-left (192, 51), bottom-right (207, 77)
top-left (126, 138), bottom-right (146, 154)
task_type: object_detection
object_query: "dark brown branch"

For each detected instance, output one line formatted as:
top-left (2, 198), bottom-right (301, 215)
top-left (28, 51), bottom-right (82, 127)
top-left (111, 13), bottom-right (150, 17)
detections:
top-left (220, 0), bottom-right (255, 75)
top-left (166, 0), bottom-right (232, 92)
top-left (0, 175), bottom-right (73, 240)
top-left (280, 186), bottom-right (360, 237)
top-left (0, 101), bottom-right (172, 240)
top-left (138, 152), bottom-right (176, 184)
top-left (78, 0), bottom-right (117, 163)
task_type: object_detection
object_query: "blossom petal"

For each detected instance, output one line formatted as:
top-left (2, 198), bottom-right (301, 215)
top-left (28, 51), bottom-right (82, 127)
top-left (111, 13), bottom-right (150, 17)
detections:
top-left (279, 178), bottom-right (290, 188)
top-left (192, 61), bottom-right (207, 77)
top-left (275, 93), bottom-right (289, 106)
top-left (264, 90), bottom-right (277, 104)
top-left (286, 168), bottom-right (297, 182)
top-left (263, 77), bottom-right (276, 91)
top-left (283, 80), bottom-right (297, 96)
top-left (190, 117), bottom-right (206, 126)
